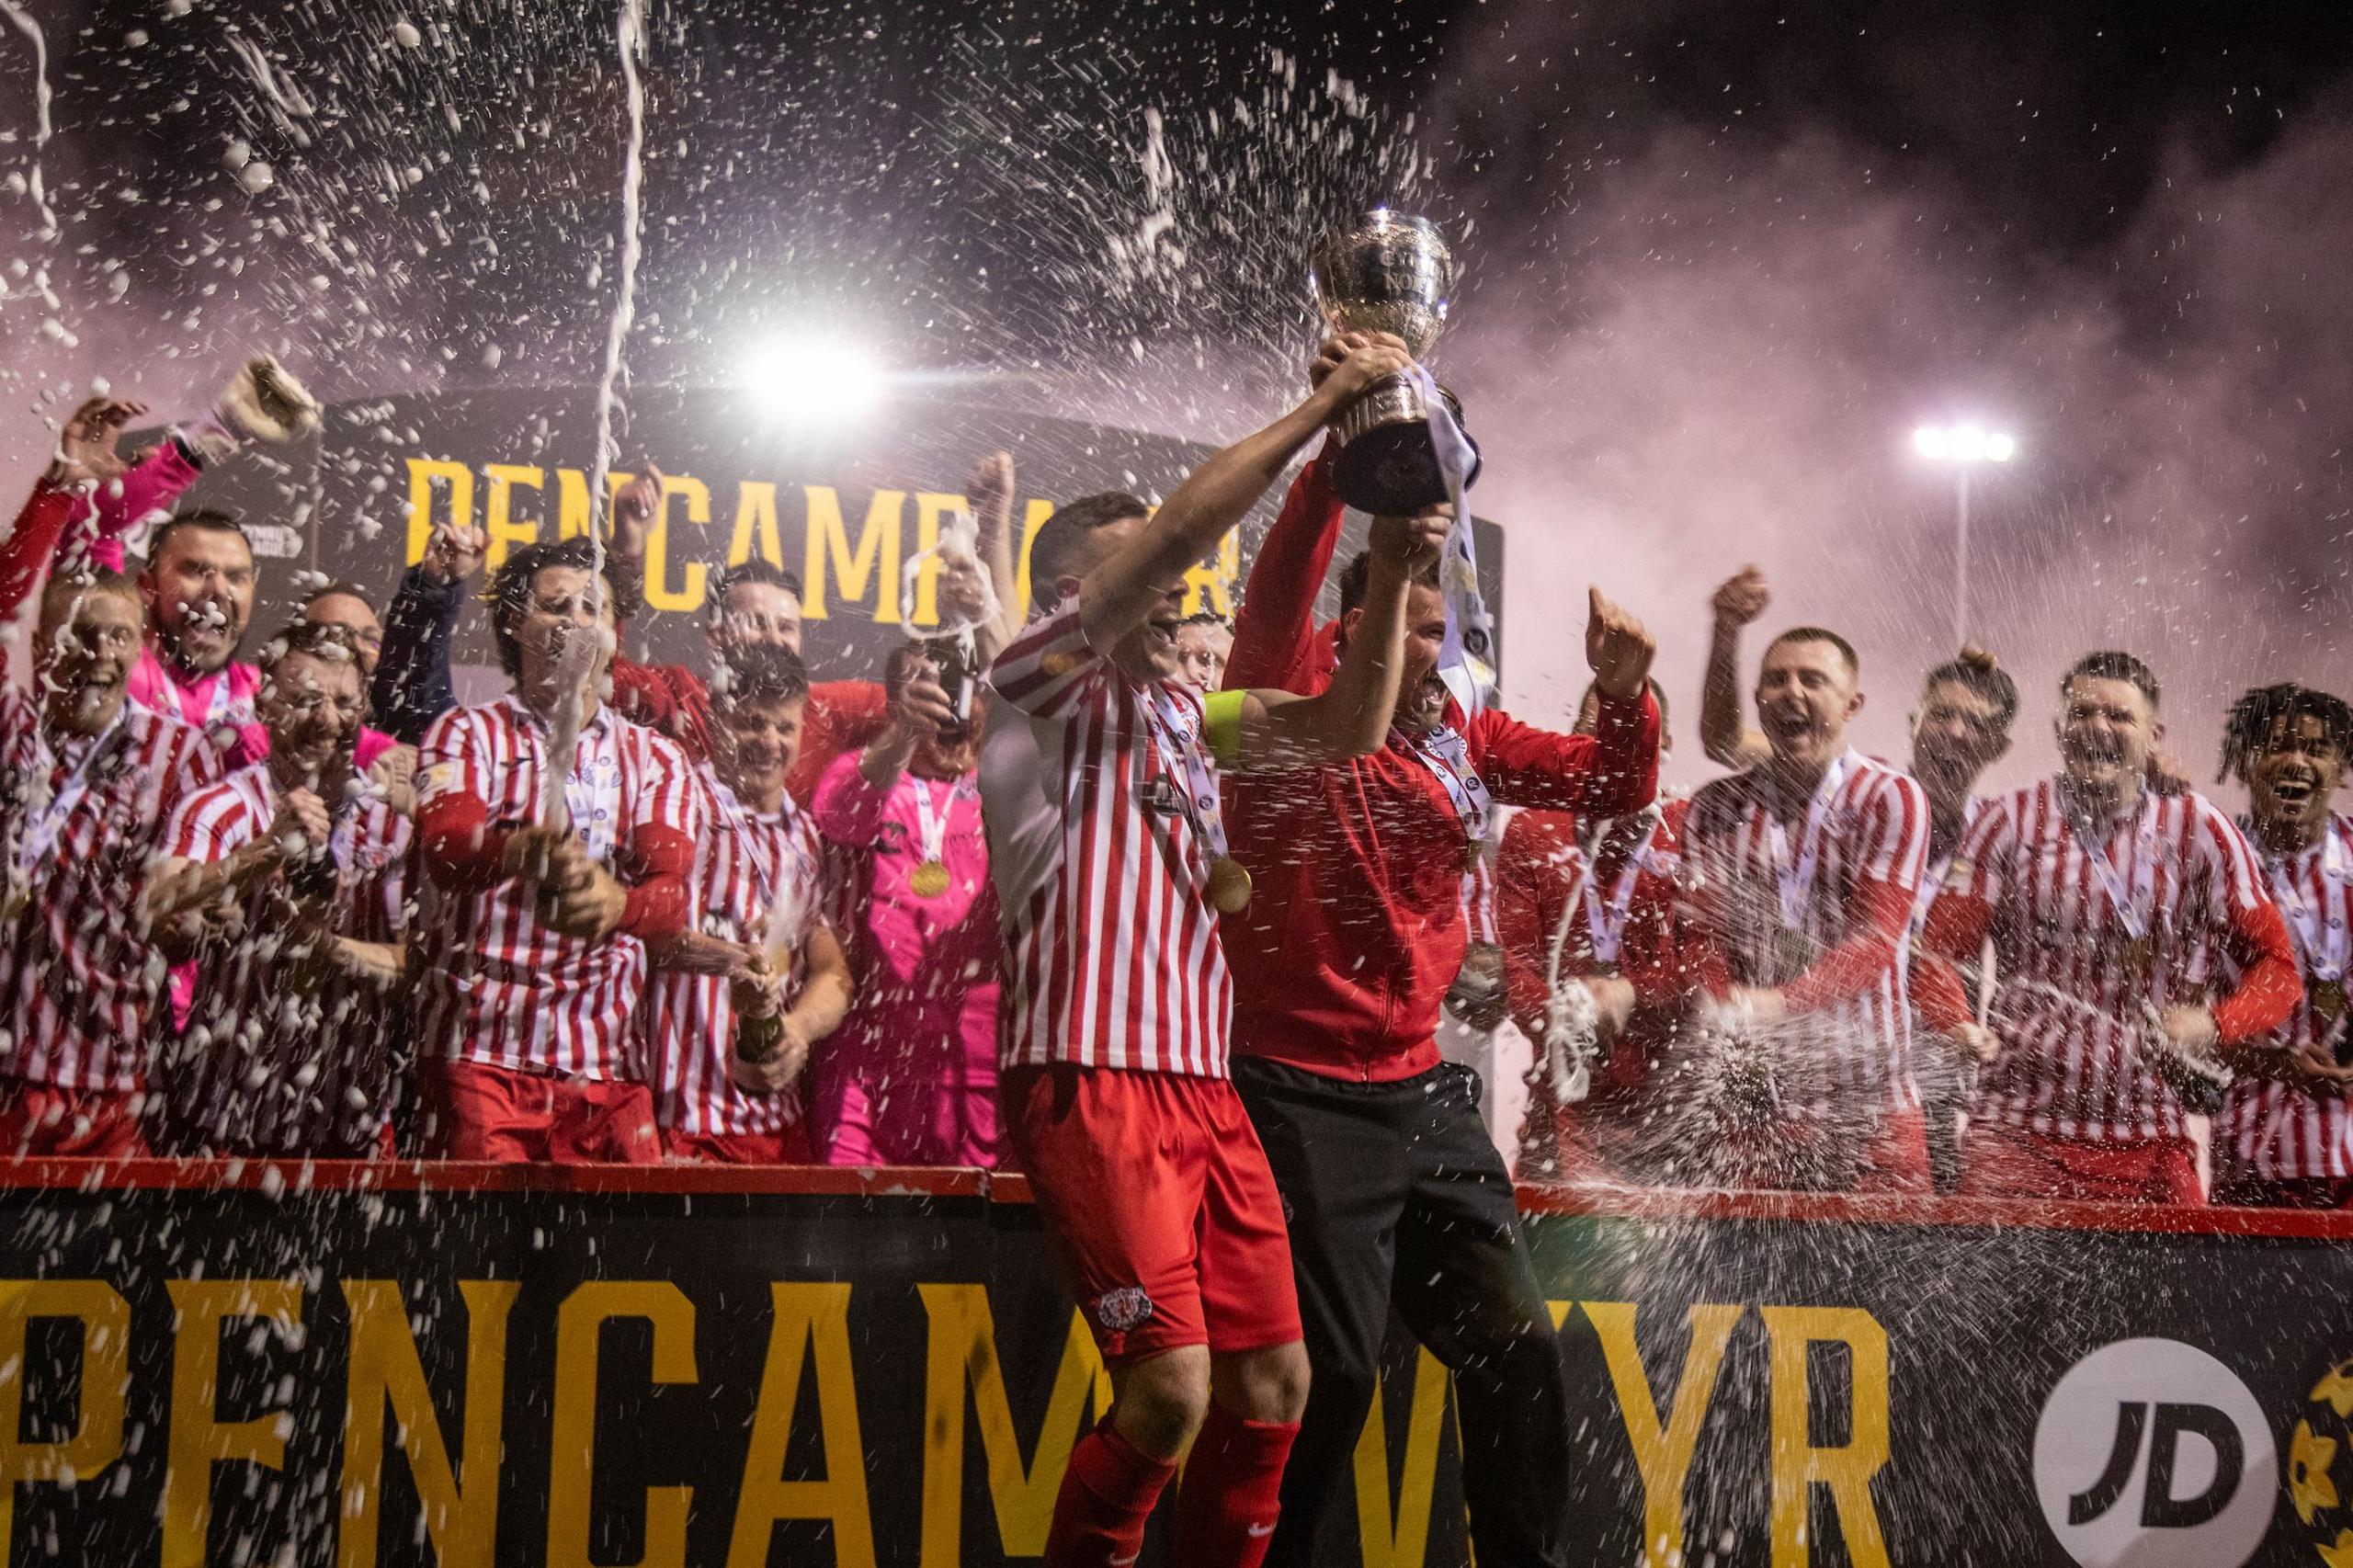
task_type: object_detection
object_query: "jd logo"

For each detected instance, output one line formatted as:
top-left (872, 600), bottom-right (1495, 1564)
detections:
top-left (2034, 1338), bottom-right (2274, 1568)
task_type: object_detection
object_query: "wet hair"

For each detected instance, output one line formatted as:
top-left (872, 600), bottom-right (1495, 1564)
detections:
top-left (486, 537), bottom-right (622, 680)
top-left (707, 559), bottom-right (804, 619)
top-left (718, 642), bottom-right (810, 710)
top-left (300, 579), bottom-right (377, 616)
top-left (39, 567), bottom-right (140, 624)
top-left (1029, 491), bottom-right (1149, 607)
top-left (1336, 549), bottom-right (1442, 617)
top-left (2062, 650), bottom-right (2161, 711)
top-left (143, 508), bottom-right (251, 571)
top-left (1176, 609), bottom-right (1233, 632)
top-left (259, 617), bottom-right (363, 676)
top-left (1922, 644), bottom-right (2018, 730)
top-left (2219, 682), bottom-right (2353, 786)
top-left (1766, 626), bottom-right (1860, 678)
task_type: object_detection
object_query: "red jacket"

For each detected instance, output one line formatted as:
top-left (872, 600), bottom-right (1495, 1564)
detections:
top-left (1220, 455), bottom-right (1662, 1081)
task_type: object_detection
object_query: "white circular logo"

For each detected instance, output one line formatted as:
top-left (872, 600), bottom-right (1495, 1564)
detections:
top-left (2033, 1337), bottom-right (2274, 1568)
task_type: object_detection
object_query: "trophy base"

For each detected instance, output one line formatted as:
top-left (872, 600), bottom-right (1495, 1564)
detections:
top-left (1330, 375), bottom-right (1482, 515)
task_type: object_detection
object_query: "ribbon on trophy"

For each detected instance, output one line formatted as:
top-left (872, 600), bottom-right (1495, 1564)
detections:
top-left (1413, 364), bottom-right (1495, 718)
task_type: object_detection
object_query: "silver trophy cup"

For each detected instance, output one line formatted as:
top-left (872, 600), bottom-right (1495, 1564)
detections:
top-left (1310, 210), bottom-right (1482, 515)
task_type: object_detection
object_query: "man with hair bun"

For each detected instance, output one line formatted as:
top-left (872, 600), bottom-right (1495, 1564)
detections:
top-left (1904, 644), bottom-right (2020, 1187)
top-left (1923, 652), bottom-right (2300, 1202)
top-left (2211, 683), bottom-right (2353, 1206)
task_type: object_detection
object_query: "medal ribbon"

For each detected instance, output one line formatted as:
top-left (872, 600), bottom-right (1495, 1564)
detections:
top-left (2060, 785), bottom-right (2159, 941)
top-left (2268, 824), bottom-right (2352, 983)
top-left (12, 704), bottom-right (128, 890)
top-left (1571, 810), bottom-right (1659, 965)
top-left (1400, 722), bottom-right (1491, 848)
top-left (1763, 750), bottom-right (1857, 930)
top-left (707, 775), bottom-right (781, 934)
top-left (1141, 684), bottom-right (1229, 862)
top-left (1910, 797), bottom-right (1986, 937)
top-left (907, 774), bottom-right (951, 869)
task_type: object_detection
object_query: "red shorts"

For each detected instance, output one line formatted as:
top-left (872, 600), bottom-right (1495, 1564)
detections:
top-left (416, 1059), bottom-right (661, 1165)
top-left (663, 1125), bottom-right (813, 1165)
top-left (1960, 1120), bottom-right (2201, 1205)
top-left (1004, 1064), bottom-right (1302, 1367)
top-left (2210, 1167), bottom-right (2353, 1210)
top-left (0, 1081), bottom-right (149, 1158)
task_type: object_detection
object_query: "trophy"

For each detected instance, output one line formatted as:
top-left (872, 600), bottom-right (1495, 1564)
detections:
top-left (1310, 210), bottom-right (1483, 515)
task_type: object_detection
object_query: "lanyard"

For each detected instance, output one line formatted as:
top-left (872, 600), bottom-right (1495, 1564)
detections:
top-left (1400, 722), bottom-right (1491, 846)
top-left (2267, 824), bottom-right (2352, 983)
top-left (1910, 797), bottom-right (1984, 935)
top-left (908, 774), bottom-right (951, 866)
top-left (1141, 683), bottom-right (1228, 861)
top-left (2059, 784), bottom-right (2158, 940)
top-left (708, 775), bottom-right (779, 925)
top-left (13, 705), bottom-right (127, 886)
top-left (1570, 810), bottom-right (1658, 964)
top-left (1763, 751), bottom-right (1855, 929)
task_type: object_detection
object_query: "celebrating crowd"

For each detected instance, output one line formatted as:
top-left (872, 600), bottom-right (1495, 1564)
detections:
top-left (8, 332), bottom-right (2353, 1562)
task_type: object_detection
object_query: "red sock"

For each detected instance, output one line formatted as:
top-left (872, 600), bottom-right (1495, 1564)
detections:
top-left (1045, 1415), bottom-right (1179, 1568)
top-left (1171, 1404), bottom-right (1301, 1568)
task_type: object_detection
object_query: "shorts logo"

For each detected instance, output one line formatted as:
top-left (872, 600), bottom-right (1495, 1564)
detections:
top-left (1094, 1287), bottom-right (1154, 1333)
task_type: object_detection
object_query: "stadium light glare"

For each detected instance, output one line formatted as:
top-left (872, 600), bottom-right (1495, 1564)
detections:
top-left (743, 335), bottom-right (889, 422)
top-left (1909, 419), bottom-right (2021, 645)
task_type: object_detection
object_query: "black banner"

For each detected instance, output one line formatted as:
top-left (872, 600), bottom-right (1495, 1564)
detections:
top-left (0, 1169), bottom-right (2341, 1568)
top-left (165, 387), bottom-right (1508, 692)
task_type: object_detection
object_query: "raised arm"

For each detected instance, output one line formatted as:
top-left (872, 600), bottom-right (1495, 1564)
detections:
top-left (1701, 566), bottom-right (1772, 770)
top-left (1079, 336), bottom-right (1410, 653)
top-left (371, 521), bottom-right (483, 745)
top-left (967, 450), bottom-right (1023, 665)
top-left (1228, 505), bottom-right (1439, 768)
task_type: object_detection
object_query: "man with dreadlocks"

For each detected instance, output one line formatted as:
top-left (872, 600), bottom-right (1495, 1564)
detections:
top-left (2211, 684), bottom-right (2353, 1206)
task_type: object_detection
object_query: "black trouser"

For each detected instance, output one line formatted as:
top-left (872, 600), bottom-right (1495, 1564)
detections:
top-left (1233, 1056), bottom-right (1571, 1568)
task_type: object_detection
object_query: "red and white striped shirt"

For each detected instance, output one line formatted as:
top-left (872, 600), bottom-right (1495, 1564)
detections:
top-left (1927, 779), bottom-right (2285, 1143)
top-left (1681, 749), bottom-right (1929, 1115)
top-left (0, 684), bottom-right (222, 1091)
top-left (980, 604), bottom-right (1233, 1076)
top-left (156, 765), bottom-right (412, 1155)
top-left (644, 766), bottom-right (828, 1137)
top-left (415, 698), bottom-right (699, 1081)
top-left (2216, 814), bottom-right (2353, 1179)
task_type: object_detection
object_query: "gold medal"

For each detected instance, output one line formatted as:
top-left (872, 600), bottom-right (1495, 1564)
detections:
top-left (908, 860), bottom-right (950, 899)
top-left (2120, 934), bottom-right (2155, 974)
top-left (1207, 856), bottom-right (1254, 915)
top-left (2313, 978), bottom-right (2347, 1030)
top-left (0, 884), bottom-right (24, 926)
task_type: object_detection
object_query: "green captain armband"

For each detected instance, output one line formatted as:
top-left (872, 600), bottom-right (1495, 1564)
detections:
top-left (1201, 687), bottom-right (1247, 769)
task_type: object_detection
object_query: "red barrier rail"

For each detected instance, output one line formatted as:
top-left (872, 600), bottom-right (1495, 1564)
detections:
top-left (0, 1155), bottom-right (2346, 1240)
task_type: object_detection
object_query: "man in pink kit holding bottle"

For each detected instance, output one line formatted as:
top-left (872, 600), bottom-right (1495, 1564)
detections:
top-left (810, 641), bottom-right (1004, 1165)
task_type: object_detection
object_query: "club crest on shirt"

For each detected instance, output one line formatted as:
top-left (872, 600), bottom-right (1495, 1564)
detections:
top-left (1041, 651), bottom-right (1087, 677)
top-left (1093, 1286), bottom-right (1154, 1332)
